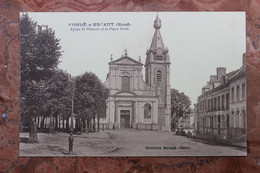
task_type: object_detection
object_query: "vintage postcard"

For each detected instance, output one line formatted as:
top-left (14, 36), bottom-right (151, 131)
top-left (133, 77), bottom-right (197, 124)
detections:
top-left (19, 12), bottom-right (246, 156)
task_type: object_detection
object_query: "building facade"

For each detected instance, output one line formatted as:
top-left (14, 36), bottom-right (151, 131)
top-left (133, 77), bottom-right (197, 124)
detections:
top-left (195, 54), bottom-right (246, 144)
top-left (102, 15), bottom-right (171, 131)
top-left (181, 110), bottom-right (195, 129)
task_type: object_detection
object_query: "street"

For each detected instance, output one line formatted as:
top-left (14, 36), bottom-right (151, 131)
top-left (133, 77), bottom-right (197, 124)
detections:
top-left (106, 129), bottom-right (246, 156)
top-left (20, 129), bottom-right (246, 156)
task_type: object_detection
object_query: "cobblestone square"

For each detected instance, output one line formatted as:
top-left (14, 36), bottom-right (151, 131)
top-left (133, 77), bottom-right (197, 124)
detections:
top-left (20, 129), bottom-right (246, 156)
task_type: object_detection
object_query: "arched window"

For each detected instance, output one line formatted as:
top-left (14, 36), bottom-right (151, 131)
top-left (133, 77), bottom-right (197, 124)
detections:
top-left (236, 110), bottom-right (240, 128)
top-left (144, 103), bottom-right (152, 119)
top-left (122, 76), bottom-right (130, 90)
top-left (156, 70), bottom-right (162, 82)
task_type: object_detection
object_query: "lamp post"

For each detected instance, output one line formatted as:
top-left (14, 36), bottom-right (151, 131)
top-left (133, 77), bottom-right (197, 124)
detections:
top-left (71, 76), bottom-right (75, 130)
top-left (68, 75), bottom-right (75, 154)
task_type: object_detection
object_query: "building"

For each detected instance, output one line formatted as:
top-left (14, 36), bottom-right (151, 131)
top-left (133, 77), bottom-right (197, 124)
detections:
top-left (181, 109), bottom-right (195, 129)
top-left (102, 15), bottom-right (171, 131)
top-left (195, 54), bottom-right (246, 145)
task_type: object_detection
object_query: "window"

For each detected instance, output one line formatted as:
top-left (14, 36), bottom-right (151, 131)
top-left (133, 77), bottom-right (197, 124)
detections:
top-left (144, 103), bottom-right (152, 119)
top-left (231, 87), bottom-right (234, 103)
top-left (222, 94), bottom-right (225, 110)
top-left (226, 93), bottom-right (229, 108)
top-left (208, 100), bottom-right (210, 111)
top-left (236, 85), bottom-right (240, 101)
top-left (242, 83), bottom-right (246, 99)
top-left (214, 97), bottom-right (217, 111)
top-left (214, 116), bottom-right (216, 128)
top-left (211, 98), bottom-right (213, 111)
top-left (218, 96), bottom-right (220, 110)
top-left (222, 115), bottom-right (225, 128)
top-left (156, 70), bottom-right (162, 82)
top-left (122, 76), bottom-right (130, 90)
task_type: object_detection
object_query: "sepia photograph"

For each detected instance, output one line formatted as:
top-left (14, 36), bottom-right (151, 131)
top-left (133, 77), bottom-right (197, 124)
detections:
top-left (19, 12), bottom-right (246, 156)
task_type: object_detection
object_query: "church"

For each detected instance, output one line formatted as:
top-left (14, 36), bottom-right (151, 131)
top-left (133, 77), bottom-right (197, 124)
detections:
top-left (102, 15), bottom-right (171, 131)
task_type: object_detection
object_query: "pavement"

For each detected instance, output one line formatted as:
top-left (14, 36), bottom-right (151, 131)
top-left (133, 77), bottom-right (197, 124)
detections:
top-left (20, 131), bottom-right (115, 156)
top-left (20, 129), bottom-right (247, 157)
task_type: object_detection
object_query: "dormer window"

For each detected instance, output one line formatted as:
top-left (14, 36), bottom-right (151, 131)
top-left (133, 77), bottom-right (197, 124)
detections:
top-left (156, 70), bottom-right (162, 82)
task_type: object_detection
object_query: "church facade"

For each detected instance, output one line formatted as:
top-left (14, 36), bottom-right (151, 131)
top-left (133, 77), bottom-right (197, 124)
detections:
top-left (102, 15), bottom-right (171, 131)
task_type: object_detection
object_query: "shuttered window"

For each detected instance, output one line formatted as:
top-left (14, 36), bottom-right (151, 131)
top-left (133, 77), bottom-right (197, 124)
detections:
top-left (157, 70), bottom-right (162, 82)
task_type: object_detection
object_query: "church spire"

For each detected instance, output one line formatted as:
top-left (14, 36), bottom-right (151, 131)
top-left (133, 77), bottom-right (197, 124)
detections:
top-left (145, 13), bottom-right (170, 65)
top-left (150, 14), bottom-right (165, 51)
top-left (153, 13), bottom-right (161, 29)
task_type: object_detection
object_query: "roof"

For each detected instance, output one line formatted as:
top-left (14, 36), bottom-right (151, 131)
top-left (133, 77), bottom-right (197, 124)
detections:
top-left (150, 29), bottom-right (165, 51)
top-left (109, 55), bottom-right (143, 66)
top-left (228, 65), bottom-right (246, 81)
top-left (226, 69), bottom-right (239, 79)
top-left (149, 14), bottom-right (166, 51)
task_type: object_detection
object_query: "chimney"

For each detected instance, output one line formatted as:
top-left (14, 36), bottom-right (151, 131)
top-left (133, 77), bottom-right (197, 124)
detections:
top-left (210, 75), bottom-right (217, 85)
top-left (222, 75), bottom-right (226, 84)
top-left (217, 67), bottom-right (226, 80)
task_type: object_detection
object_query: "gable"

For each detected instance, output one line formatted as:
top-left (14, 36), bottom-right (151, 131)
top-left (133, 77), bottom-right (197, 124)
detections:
top-left (109, 56), bottom-right (143, 66)
top-left (117, 58), bottom-right (137, 65)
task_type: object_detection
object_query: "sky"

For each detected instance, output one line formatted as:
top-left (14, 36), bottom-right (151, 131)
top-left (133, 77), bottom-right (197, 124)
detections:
top-left (23, 12), bottom-right (246, 106)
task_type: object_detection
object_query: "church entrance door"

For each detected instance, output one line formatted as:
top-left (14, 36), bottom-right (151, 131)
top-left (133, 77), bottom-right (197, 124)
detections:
top-left (120, 110), bottom-right (130, 128)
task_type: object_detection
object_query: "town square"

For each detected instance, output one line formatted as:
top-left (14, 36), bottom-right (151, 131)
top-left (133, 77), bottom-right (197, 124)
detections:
top-left (19, 12), bottom-right (246, 156)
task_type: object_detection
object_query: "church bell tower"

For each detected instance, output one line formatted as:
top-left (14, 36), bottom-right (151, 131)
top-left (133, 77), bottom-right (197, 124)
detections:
top-left (145, 14), bottom-right (171, 130)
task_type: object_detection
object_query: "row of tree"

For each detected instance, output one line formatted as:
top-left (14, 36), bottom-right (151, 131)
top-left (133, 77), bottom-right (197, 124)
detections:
top-left (20, 14), bottom-right (108, 143)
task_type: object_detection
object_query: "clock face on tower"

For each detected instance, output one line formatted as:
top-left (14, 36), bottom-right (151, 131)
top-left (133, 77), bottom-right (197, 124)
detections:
top-left (157, 48), bottom-right (163, 55)
top-left (156, 48), bottom-right (164, 60)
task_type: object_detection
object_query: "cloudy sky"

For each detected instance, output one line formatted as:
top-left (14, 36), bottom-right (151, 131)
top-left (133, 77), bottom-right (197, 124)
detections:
top-left (24, 12), bottom-right (245, 106)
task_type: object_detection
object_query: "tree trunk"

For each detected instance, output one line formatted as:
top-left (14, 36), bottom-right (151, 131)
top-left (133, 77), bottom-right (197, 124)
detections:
top-left (29, 117), bottom-right (38, 143)
top-left (37, 116), bottom-right (40, 128)
top-left (97, 117), bottom-right (100, 132)
top-left (55, 115), bottom-right (58, 130)
top-left (75, 119), bottom-right (78, 131)
top-left (87, 119), bottom-right (90, 133)
top-left (20, 120), bottom-right (23, 133)
top-left (44, 116), bottom-right (47, 129)
top-left (58, 116), bottom-right (60, 130)
top-left (63, 117), bottom-right (65, 131)
top-left (66, 116), bottom-right (69, 131)
top-left (83, 118), bottom-right (86, 132)
top-left (80, 119), bottom-right (83, 134)
top-left (40, 116), bottom-right (44, 130)
top-left (93, 115), bottom-right (96, 132)
top-left (90, 118), bottom-right (93, 133)
top-left (49, 113), bottom-right (54, 133)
